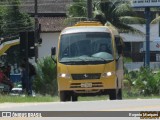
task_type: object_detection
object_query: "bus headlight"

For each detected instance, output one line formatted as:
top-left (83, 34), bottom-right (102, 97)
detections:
top-left (102, 72), bottom-right (115, 78)
top-left (58, 73), bottom-right (71, 79)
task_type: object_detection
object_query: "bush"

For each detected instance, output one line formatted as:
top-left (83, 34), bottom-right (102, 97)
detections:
top-left (123, 57), bottom-right (133, 63)
top-left (133, 67), bottom-right (155, 95)
top-left (153, 71), bottom-right (160, 95)
top-left (33, 57), bottom-right (57, 96)
top-left (124, 67), bottom-right (160, 96)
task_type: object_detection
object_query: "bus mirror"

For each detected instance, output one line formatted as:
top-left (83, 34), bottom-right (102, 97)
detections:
top-left (51, 47), bottom-right (57, 63)
top-left (51, 47), bottom-right (56, 56)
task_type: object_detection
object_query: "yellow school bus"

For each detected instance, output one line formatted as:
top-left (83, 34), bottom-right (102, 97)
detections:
top-left (52, 21), bottom-right (124, 101)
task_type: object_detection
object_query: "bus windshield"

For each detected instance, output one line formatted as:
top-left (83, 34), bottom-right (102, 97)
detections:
top-left (59, 32), bottom-right (113, 64)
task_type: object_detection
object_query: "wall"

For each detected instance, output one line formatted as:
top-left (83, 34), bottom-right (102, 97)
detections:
top-left (38, 32), bottom-right (60, 59)
top-left (120, 23), bottom-right (159, 42)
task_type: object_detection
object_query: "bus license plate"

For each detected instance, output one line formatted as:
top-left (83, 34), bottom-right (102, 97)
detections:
top-left (81, 83), bottom-right (92, 88)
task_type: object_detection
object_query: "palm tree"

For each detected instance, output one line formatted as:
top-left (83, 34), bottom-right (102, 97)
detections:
top-left (150, 8), bottom-right (160, 24)
top-left (67, 0), bottom-right (145, 34)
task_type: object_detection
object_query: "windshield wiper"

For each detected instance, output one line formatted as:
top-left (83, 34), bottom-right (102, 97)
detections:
top-left (75, 57), bottom-right (89, 64)
top-left (59, 57), bottom-right (89, 65)
top-left (91, 56), bottom-right (113, 63)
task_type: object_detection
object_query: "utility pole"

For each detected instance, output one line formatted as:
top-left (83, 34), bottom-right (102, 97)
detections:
top-left (131, 0), bottom-right (155, 68)
top-left (34, 0), bottom-right (38, 62)
top-left (145, 7), bottom-right (151, 67)
top-left (87, 0), bottom-right (93, 20)
top-left (24, 32), bottom-right (29, 94)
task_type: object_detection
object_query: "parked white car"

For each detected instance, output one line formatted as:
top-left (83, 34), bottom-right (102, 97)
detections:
top-left (10, 88), bottom-right (36, 97)
top-left (10, 88), bottom-right (23, 96)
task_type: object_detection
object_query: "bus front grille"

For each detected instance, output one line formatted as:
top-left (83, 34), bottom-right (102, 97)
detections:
top-left (74, 90), bottom-right (100, 93)
top-left (70, 82), bottom-right (103, 88)
top-left (71, 73), bottom-right (101, 80)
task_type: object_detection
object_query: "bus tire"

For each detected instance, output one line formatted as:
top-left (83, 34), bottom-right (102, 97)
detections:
top-left (109, 89), bottom-right (117, 100)
top-left (60, 91), bottom-right (70, 102)
top-left (66, 94), bottom-right (71, 101)
top-left (72, 95), bottom-right (78, 102)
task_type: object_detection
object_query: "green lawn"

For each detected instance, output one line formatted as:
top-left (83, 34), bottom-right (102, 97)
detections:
top-left (0, 95), bottom-right (59, 103)
top-left (0, 94), bottom-right (159, 103)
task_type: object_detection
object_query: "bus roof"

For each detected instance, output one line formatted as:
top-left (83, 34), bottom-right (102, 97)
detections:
top-left (61, 26), bottom-right (111, 35)
top-left (61, 21), bottom-right (119, 36)
top-left (74, 21), bottom-right (103, 26)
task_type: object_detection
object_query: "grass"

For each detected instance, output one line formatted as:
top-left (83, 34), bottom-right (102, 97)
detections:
top-left (123, 95), bottom-right (160, 100)
top-left (0, 93), bottom-right (160, 103)
top-left (79, 95), bottom-right (108, 101)
top-left (0, 95), bottom-right (59, 103)
top-left (79, 95), bottom-right (160, 101)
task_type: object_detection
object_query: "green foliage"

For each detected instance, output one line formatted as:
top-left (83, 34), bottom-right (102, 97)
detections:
top-left (123, 57), bottom-right (133, 74)
top-left (0, 0), bottom-right (34, 36)
top-left (33, 57), bottom-right (57, 96)
top-left (153, 71), bottom-right (160, 95)
top-left (67, 0), bottom-right (145, 34)
top-left (67, 0), bottom-right (87, 17)
top-left (2, 0), bottom-right (34, 35)
top-left (0, 0), bottom-right (34, 64)
top-left (124, 67), bottom-right (160, 96)
top-left (0, 95), bottom-right (59, 103)
top-left (0, 2), bottom-right (7, 34)
top-left (123, 57), bottom-right (133, 63)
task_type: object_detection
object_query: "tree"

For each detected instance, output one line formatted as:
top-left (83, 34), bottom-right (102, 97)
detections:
top-left (2, 0), bottom-right (34, 36)
top-left (0, 0), bottom-right (7, 35)
top-left (67, 0), bottom-right (145, 34)
top-left (0, 0), bottom-right (34, 66)
top-left (67, 0), bottom-right (87, 18)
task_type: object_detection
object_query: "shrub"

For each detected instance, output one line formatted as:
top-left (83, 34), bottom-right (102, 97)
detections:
top-left (124, 67), bottom-right (160, 96)
top-left (33, 57), bottom-right (57, 96)
top-left (153, 71), bottom-right (160, 95)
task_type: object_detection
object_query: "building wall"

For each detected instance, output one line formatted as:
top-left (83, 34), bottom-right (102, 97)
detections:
top-left (121, 23), bottom-right (159, 62)
top-left (38, 32), bottom-right (60, 59)
top-left (120, 23), bottom-right (159, 42)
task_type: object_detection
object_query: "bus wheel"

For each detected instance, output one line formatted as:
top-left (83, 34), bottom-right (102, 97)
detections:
top-left (109, 89), bottom-right (117, 100)
top-left (66, 94), bottom-right (71, 101)
top-left (72, 95), bottom-right (78, 102)
top-left (117, 89), bottom-right (122, 100)
top-left (60, 91), bottom-right (70, 102)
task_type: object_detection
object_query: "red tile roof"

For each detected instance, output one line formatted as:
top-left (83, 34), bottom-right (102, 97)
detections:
top-left (20, 0), bottom-right (73, 32)
top-left (38, 17), bottom-right (67, 32)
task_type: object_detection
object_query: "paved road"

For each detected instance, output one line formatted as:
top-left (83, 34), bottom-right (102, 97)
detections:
top-left (0, 99), bottom-right (159, 120)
